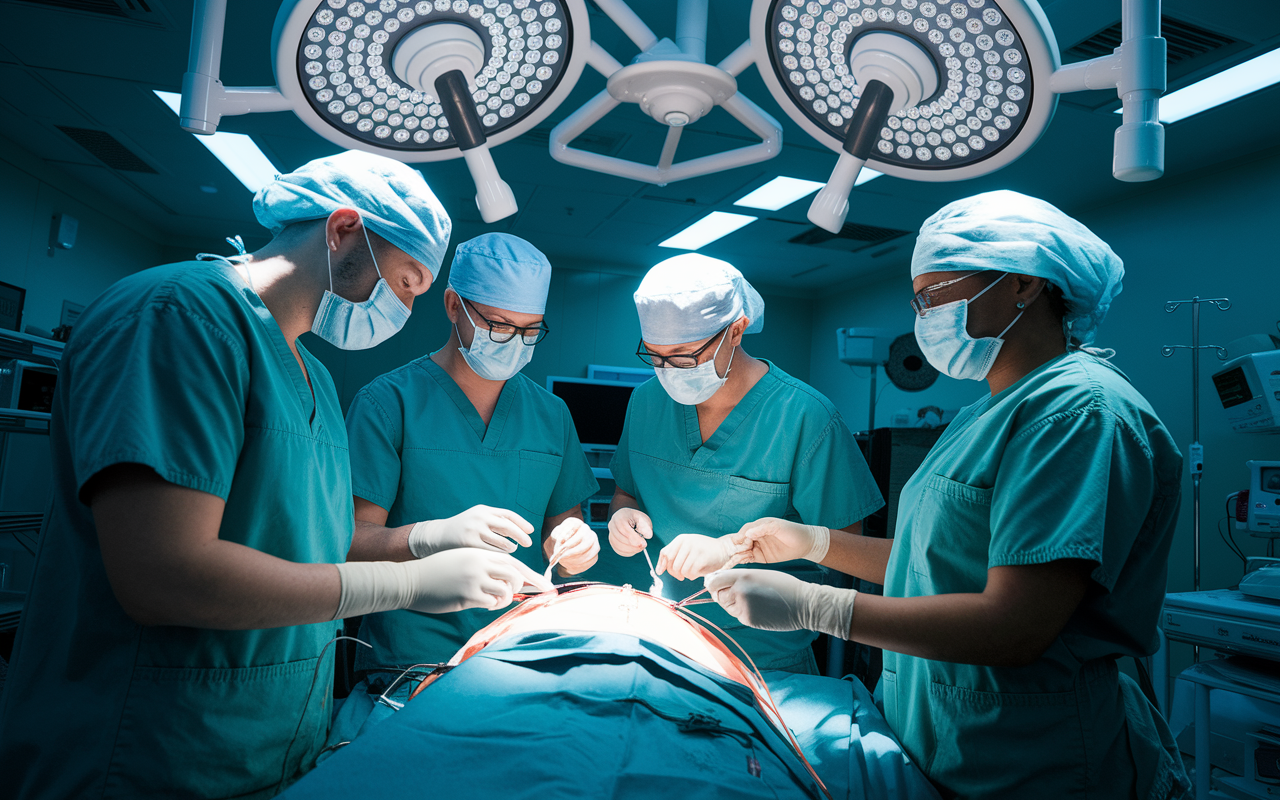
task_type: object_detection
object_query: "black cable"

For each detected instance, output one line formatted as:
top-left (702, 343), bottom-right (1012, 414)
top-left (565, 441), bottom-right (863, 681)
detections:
top-left (1217, 516), bottom-right (1246, 565)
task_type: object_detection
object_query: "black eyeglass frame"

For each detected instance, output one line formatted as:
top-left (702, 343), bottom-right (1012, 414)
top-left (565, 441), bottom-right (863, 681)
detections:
top-left (635, 325), bottom-right (730, 369)
top-left (464, 298), bottom-right (550, 345)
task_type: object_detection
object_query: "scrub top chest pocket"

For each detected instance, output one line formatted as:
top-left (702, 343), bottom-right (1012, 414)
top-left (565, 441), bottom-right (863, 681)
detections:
top-left (516, 451), bottom-right (563, 518)
top-left (903, 473), bottom-right (993, 595)
top-left (716, 475), bottom-right (793, 531)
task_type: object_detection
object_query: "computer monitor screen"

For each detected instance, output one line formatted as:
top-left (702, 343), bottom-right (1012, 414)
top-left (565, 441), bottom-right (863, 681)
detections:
top-left (548, 378), bottom-right (641, 447)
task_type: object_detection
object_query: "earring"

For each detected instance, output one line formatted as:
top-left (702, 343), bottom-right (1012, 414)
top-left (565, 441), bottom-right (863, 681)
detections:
top-left (1016, 301), bottom-right (1026, 309)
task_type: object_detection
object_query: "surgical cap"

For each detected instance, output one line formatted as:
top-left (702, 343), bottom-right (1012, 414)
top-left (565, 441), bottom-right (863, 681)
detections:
top-left (911, 190), bottom-right (1123, 344)
top-left (448, 233), bottom-right (552, 315)
top-left (253, 150), bottom-right (452, 278)
top-left (634, 254), bottom-right (765, 346)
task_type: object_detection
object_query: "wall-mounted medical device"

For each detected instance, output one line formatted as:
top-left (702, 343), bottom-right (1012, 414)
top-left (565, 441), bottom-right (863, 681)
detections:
top-left (1229, 461), bottom-right (1280, 537)
top-left (1213, 350), bottom-right (1280, 434)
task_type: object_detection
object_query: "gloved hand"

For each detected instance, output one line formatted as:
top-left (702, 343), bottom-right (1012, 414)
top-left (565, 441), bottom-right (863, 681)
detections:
top-left (655, 534), bottom-right (747, 581)
top-left (730, 518), bottom-right (830, 565)
top-left (407, 505), bottom-right (534, 558)
top-left (546, 518), bottom-right (600, 576)
top-left (704, 568), bottom-right (856, 639)
top-left (608, 507), bottom-right (653, 557)
top-left (333, 549), bottom-right (553, 619)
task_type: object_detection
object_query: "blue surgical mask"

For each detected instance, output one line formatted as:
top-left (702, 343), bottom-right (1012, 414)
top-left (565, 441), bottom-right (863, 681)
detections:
top-left (914, 273), bottom-right (1023, 381)
top-left (655, 333), bottom-right (735, 405)
top-left (311, 221), bottom-right (410, 351)
top-left (456, 296), bottom-right (535, 381)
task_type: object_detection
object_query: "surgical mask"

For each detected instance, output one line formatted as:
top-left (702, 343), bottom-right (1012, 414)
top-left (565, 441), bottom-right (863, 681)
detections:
top-left (456, 300), bottom-right (535, 381)
top-left (311, 221), bottom-right (410, 351)
top-left (914, 273), bottom-right (1024, 382)
top-left (655, 333), bottom-right (735, 405)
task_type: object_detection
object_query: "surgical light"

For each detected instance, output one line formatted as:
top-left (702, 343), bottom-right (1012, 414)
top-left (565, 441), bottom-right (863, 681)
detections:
top-left (659, 211), bottom-right (758, 250)
top-left (1116, 46), bottom-right (1280, 124)
top-left (179, 0), bottom-right (591, 222)
top-left (735, 171), bottom-right (881, 211)
top-left (751, 0), bottom-right (1167, 233)
top-left (155, 90), bottom-right (280, 193)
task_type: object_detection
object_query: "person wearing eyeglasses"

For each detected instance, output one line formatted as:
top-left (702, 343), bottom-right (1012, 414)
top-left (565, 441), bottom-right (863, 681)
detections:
top-left (705, 191), bottom-right (1189, 797)
top-left (605, 253), bottom-right (883, 674)
top-left (341, 233), bottom-right (600, 683)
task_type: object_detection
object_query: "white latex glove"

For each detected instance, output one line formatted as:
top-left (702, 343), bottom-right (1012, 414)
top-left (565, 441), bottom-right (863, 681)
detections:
top-left (730, 517), bottom-right (830, 565)
top-left (407, 505), bottom-right (535, 558)
top-left (546, 518), bottom-right (600, 576)
top-left (332, 549), bottom-right (553, 619)
top-left (655, 534), bottom-right (748, 581)
top-left (608, 507), bottom-right (653, 557)
top-left (704, 568), bottom-right (856, 639)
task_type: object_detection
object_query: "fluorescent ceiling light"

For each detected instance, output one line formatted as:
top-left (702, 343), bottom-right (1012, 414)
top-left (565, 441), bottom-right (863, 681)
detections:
top-left (659, 211), bottom-right (758, 250)
top-left (154, 90), bottom-right (280, 193)
top-left (1114, 47), bottom-right (1280, 124)
top-left (735, 172), bottom-right (882, 211)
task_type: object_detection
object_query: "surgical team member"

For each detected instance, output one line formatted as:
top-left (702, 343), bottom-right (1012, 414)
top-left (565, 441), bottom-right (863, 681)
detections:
top-left (607, 254), bottom-right (883, 674)
top-left (344, 233), bottom-right (600, 676)
top-left (707, 191), bottom-right (1189, 798)
top-left (0, 152), bottom-right (550, 800)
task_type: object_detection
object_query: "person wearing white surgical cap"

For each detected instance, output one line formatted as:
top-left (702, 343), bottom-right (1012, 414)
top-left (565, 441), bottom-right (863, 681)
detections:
top-left (707, 191), bottom-right (1189, 797)
top-left (340, 232), bottom-right (599, 692)
top-left (605, 253), bottom-right (883, 674)
top-left (0, 151), bottom-right (550, 800)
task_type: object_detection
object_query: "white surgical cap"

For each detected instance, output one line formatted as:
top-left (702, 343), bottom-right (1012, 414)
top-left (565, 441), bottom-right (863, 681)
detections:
top-left (253, 150), bottom-right (452, 278)
top-left (634, 254), bottom-right (765, 346)
top-left (911, 190), bottom-right (1123, 344)
top-left (448, 233), bottom-right (552, 315)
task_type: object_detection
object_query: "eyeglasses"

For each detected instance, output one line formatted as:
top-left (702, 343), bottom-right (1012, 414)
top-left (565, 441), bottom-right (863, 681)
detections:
top-left (464, 299), bottom-right (550, 345)
top-left (635, 326), bottom-right (729, 369)
top-left (909, 271), bottom-right (989, 317)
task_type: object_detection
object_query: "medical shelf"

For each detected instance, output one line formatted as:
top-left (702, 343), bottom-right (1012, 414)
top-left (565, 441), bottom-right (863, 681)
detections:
top-left (0, 329), bottom-right (63, 366)
top-left (0, 409), bottom-right (50, 436)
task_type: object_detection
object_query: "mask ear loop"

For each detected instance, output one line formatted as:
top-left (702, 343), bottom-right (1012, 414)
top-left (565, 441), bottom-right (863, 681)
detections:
top-left (994, 278), bottom-right (1047, 339)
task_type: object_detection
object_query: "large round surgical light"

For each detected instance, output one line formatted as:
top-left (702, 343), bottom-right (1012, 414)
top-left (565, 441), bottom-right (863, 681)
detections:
top-left (751, 0), bottom-right (1060, 232)
top-left (278, 0), bottom-right (579, 153)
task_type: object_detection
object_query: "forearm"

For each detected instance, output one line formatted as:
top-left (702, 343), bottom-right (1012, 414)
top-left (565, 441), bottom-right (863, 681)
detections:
top-left (820, 525), bottom-right (893, 585)
top-left (118, 539), bottom-right (342, 629)
top-left (608, 491), bottom-right (639, 519)
top-left (347, 519), bottom-right (414, 562)
top-left (849, 592), bottom-right (1046, 667)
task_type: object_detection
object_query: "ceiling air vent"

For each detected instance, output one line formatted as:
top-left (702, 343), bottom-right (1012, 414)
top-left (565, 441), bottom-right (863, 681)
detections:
top-left (1065, 16), bottom-right (1237, 67)
top-left (56, 126), bottom-right (157, 174)
top-left (787, 221), bottom-right (910, 252)
top-left (6, 0), bottom-right (158, 23)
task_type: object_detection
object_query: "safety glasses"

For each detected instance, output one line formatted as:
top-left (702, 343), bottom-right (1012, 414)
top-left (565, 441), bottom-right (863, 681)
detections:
top-left (909, 271), bottom-right (989, 317)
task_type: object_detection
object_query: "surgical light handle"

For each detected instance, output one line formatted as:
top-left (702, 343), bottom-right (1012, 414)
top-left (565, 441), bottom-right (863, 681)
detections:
top-left (807, 79), bottom-right (895, 233)
top-left (180, 0), bottom-right (290, 134)
top-left (435, 70), bottom-right (518, 223)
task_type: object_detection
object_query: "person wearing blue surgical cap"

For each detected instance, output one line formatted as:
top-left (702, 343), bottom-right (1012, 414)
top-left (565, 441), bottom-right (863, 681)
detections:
top-left (337, 233), bottom-right (599, 689)
top-left (604, 253), bottom-right (883, 674)
top-left (0, 151), bottom-right (550, 800)
top-left (707, 191), bottom-right (1189, 798)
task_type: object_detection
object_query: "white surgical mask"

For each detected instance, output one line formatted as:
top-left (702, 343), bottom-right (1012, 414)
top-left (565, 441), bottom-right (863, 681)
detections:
top-left (655, 332), bottom-right (735, 405)
top-left (456, 297), bottom-right (535, 381)
top-left (914, 273), bottom-right (1025, 382)
top-left (311, 221), bottom-right (411, 351)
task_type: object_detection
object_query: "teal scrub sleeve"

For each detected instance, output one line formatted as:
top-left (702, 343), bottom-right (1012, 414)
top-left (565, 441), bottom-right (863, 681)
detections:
top-left (608, 399), bottom-right (638, 498)
top-left (789, 415), bottom-right (884, 529)
top-left (546, 405), bottom-right (600, 516)
top-left (70, 303), bottom-right (248, 503)
top-left (988, 407), bottom-right (1150, 590)
top-left (346, 387), bottom-right (404, 511)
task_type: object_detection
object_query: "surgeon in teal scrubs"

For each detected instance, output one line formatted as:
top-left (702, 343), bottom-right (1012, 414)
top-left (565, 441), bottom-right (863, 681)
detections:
top-left (606, 253), bottom-right (883, 674)
top-left (344, 233), bottom-right (599, 676)
top-left (0, 152), bottom-right (549, 799)
top-left (706, 192), bottom-right (1189, 798)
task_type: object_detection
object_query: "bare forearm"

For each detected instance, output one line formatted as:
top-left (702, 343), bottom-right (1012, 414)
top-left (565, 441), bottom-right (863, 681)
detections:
top-left (849, 592), bottom-right (1049, 667)
top-left (347, 519), bottom-right (414, 562)
top-left (608, 491), bottom-right (639, 519)
top-left (821, 526), bottom-right (893, 585)
top-left (119, 539), bottom-right (342, 629)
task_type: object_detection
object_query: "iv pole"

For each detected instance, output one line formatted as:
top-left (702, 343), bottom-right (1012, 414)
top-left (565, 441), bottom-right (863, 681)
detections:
top-left (1161, 296), bottom-right (1229, 660)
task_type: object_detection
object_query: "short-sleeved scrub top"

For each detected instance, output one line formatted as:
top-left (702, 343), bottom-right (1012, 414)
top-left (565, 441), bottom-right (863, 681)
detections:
top-left (882, 352), bottom-right (1188, 798)
top-left (345, 356), bottom-right (598, 672)
top-left (606, 361), bottom-right (883, 673)
top-left (0, 261), bottom-right (353, 799)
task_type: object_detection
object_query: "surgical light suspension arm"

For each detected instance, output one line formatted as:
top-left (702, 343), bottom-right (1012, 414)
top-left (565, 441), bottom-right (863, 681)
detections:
top-left (180, 0), bottom-right (291, 134)
top-left (434, 70), bottom-right (518, 223)
top-left (807, 80), bottom-right (895, 234)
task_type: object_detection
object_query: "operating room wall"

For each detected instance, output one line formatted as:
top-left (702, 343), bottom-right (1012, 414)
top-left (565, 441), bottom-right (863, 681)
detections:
top-left (308, 259), bottom-right (815, 410)
top-left (808, 146), bottom-right (1280, 619)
